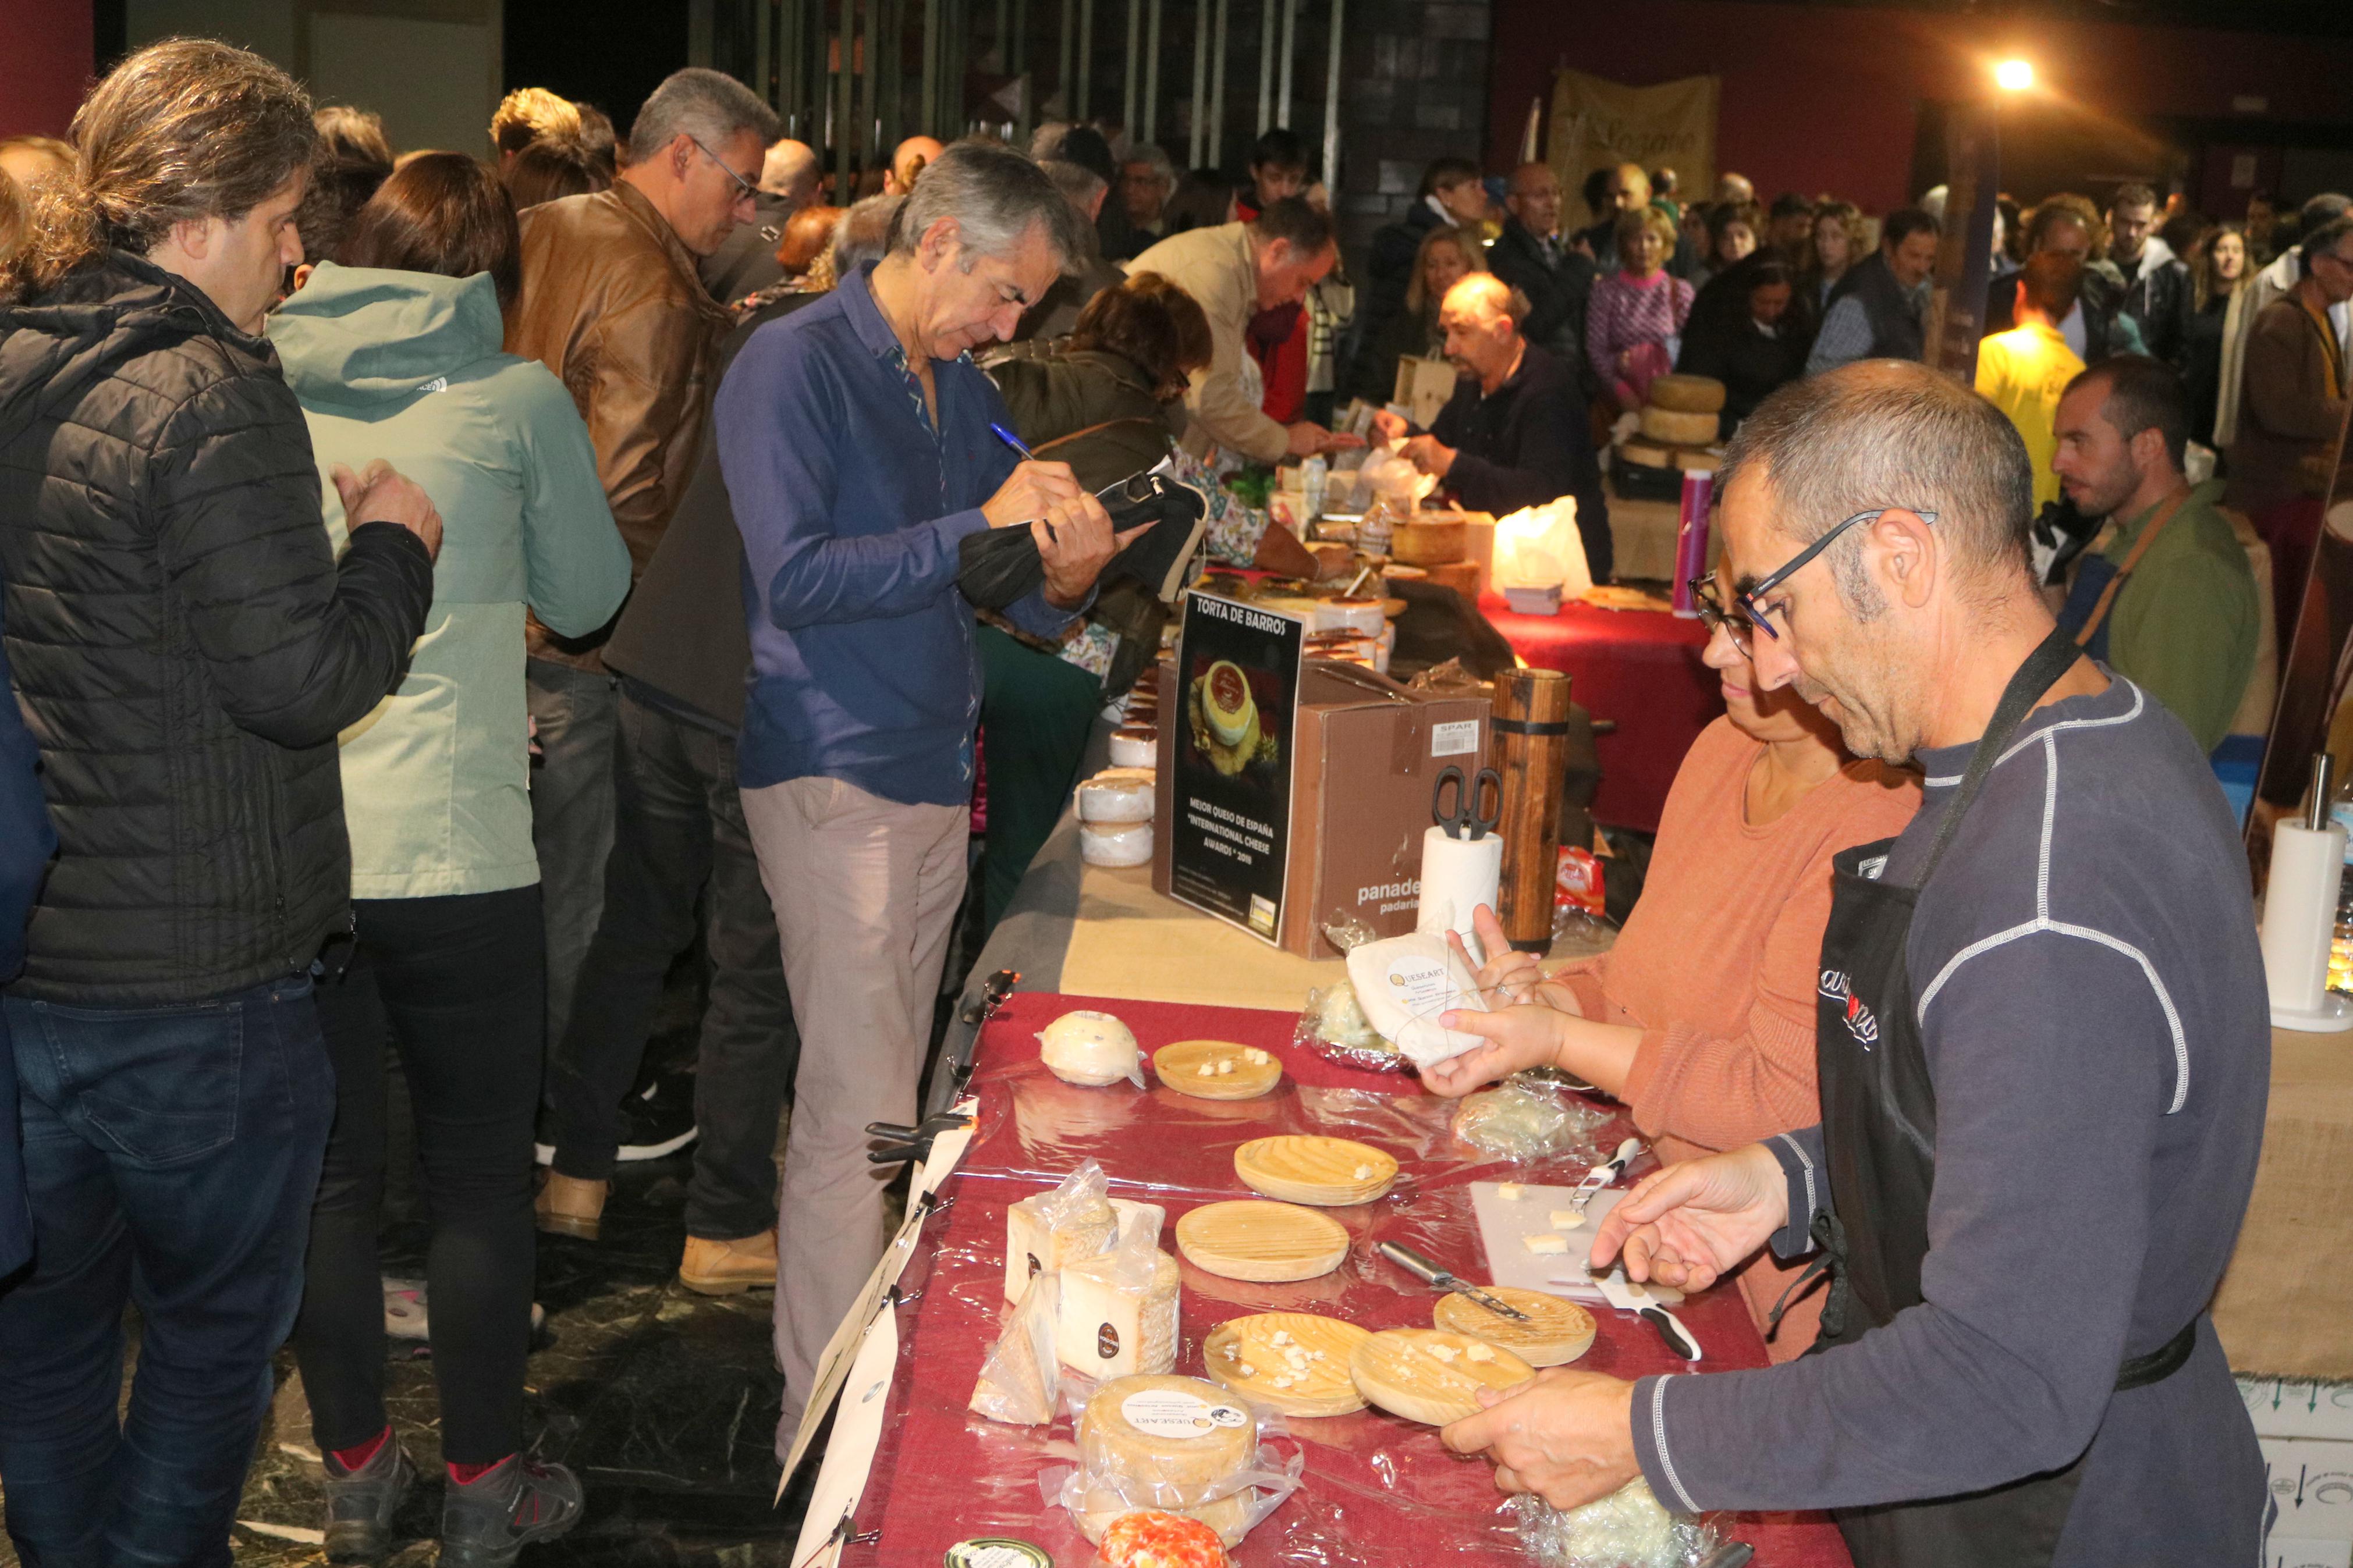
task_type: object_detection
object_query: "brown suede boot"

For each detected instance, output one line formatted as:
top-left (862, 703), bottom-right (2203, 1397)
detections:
top-left (679, 1228), bottom-right (778, 1296)
top-left (534, 1172), bottom-right (607, 1241)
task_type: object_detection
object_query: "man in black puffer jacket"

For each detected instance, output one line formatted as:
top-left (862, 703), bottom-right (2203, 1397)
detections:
top-left (0, 42), bottom-right (438, 1562)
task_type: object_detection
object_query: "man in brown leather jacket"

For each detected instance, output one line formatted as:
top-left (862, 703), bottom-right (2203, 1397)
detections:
top-left (505, 67), bottom-right (777, 1111)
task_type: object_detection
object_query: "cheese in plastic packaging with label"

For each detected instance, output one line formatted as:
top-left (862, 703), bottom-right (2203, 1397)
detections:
top-left (1342, 931), bottom-right (1490, 1068)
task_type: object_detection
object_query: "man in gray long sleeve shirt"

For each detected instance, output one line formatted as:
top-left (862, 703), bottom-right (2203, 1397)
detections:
top-left (1441, 360), bottom-right (2267, 1565)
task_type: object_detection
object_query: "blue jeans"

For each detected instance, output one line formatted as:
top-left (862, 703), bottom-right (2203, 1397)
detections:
top-left (0, 976), bottom-right (333, 1567)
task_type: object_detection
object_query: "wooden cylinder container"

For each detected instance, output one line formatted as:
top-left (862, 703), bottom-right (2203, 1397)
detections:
top-left (1489, 668), bottom-right (1573, 952)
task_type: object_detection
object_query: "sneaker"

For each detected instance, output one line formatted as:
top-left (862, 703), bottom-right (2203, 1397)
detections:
top-left (614, 1077), bottom-right (698, 1162)
top-left (438, 1455), bottom-right (584, 1568)
top-left (321, 1434), bottom-right (414, 1563)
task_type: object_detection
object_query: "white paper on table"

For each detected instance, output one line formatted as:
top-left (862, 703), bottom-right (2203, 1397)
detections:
top-left (1467, 1181), bottom-right (1679, 1303)
top-left (788, 1303), bottom-right (900, 1567)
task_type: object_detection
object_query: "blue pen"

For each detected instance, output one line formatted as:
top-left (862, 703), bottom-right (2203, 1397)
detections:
top-left (989, 422), bottom-right (1037, 461)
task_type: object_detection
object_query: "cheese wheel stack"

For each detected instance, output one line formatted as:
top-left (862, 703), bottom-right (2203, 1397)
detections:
top-left (1620, 374), bottom-right (1726, 472)
top-left (1078, 1375), bottom-right (1258, 1509)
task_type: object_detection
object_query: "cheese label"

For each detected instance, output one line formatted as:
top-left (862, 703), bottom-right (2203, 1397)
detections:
top-left (1381, 950), bottom-right (1468, 1022)
top-left (1121, 1389), bottom-right (1249, 1439)
top-left (1097, 1321), bottom-right (1121, 1360)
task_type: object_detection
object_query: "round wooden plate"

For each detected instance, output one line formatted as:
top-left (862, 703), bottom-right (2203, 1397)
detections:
top-left (1432, 1287), bottom-right (1596, 1367)
top-left (1154, 1039), bottom-right (1284, 1101)
top-left (1233, 1135), bottom-right (1397, 1206)
top-left (1174, 1200), bottom-right (1350, 1282)
top-left (1349, 1328), bottom-right (1536, 1426)
top-left (1202, 1312), bottom-right (1371, 1417)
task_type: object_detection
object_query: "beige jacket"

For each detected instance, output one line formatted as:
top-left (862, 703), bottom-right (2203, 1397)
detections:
top-left (505, 180), bottom-right (733, 665)
top-left (1127, 222), bottom-right (1289, 464)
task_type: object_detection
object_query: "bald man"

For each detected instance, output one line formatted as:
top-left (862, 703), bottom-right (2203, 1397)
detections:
top-left (1371, 273), bottom-right (1612, 582)
top-left (1488, 162), bottom-right (1597, 380)
top-left (702, 136), bottom-right (824, 303)
top-left (885, 135), bottom-right (944, 196)
top-left (1571, 162), bottom-right (1649, 270)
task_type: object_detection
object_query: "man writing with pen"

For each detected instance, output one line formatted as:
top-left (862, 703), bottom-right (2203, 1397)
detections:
top-left (1421, 362), bottom-right (2268, 1565)
top-left (716, 141), bottom-right (1148, 1449)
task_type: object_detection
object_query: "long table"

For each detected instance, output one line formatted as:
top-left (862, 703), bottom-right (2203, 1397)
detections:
top-left (854, 987), bottom-right (1850, 1566)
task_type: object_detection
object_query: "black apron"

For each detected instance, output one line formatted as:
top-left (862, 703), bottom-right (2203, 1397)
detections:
top-left (1807, 625), bottom-right (2200, 1568)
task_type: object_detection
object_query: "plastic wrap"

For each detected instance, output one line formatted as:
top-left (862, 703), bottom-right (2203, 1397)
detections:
top-left (1509, 1482), bottom-right (1720, 1568)
top-left (1294, 981), bottom-right (1410, 1076)
top-left (1039, 1011), bottom-right (1147, 1089)
top-left (1081, 820), bottom-right (1156, 867)
top-left (1345, 931), bottom-right (1490, 1068)
top-left (971, 1272), bottom-right (1062, 1426)
top-left (1452, 1082), bottom-right (1611, 1164)
top-left (1004, 1160), bottom-right (1120, 1300)
top-left (1056, 1205), bottom-right (1183, 1379)
top-left (1044, 1381), bottom-right (1305, 1545)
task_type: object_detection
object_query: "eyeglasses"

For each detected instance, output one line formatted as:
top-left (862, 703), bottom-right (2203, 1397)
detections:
top-left (1688, 575), bottom-right (1756, 654)
top-left (1735, 507), bottom-right (1938, 643)
top-left (689, 135), bottom-right (759, 207)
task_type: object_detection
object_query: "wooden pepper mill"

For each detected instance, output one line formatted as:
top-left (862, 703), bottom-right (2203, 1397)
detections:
top-left (1489, 668), bottom-right (1573, 952)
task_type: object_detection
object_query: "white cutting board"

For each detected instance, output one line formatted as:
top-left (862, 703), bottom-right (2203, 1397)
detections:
top-left (1468, 1182), bottom-right (1680, 1304)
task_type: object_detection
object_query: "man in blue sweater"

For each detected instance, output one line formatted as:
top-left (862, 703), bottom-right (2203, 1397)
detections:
top-left (718, 141), bottom-right (1128, 1442)
top-left (1442, 360), bottom-right (2267, 1565)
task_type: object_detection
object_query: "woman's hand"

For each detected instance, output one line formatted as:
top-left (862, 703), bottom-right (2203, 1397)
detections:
top-left (1441, 1369), bottom-right (1640, 1511)
top-left (1588, 1143), bottom-right (1789, 1292)
top-left (1420, 1001), bottom-right (1570, 1099)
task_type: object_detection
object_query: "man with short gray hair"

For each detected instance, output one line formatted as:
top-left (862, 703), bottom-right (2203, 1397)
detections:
top-left (510, 68), bottom-right (779, 1242)
top-left (1438, 359), bottom-right (2267, 1566)
top-left (717, 138), bottom-right (1132, 1438)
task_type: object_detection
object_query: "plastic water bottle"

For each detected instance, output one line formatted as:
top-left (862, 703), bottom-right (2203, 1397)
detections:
top-left (1301, 454), bottom-right (1328, 526)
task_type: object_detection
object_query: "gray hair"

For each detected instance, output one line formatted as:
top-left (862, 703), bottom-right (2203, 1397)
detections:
top-left (1126, 144), bottom-right (1177, 194)
top-left (1718, 360), bottom-right (2035, 615)
top-left (627, 68), bottom-right (779, 166)
top-left (1039, 158), bottom-right (1107, 212)
top-left (889, 138), bottom-right (1087, 273)
top-left (834, 193), bottom-right (900, 274)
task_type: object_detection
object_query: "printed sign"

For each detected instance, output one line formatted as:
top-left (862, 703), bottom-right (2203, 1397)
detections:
top-left (1168, 593), bottom-right (1304, 944)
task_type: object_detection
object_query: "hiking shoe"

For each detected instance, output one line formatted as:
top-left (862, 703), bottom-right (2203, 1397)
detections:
top-left (679, 1229), bottom-right (777, 1296)
top-left (534, 1172), bottom-right (607, 1240)
top-left (438, 1455), bottom-right (583, 1567)
top-left (321, 1435), bottom-right (414, 1563)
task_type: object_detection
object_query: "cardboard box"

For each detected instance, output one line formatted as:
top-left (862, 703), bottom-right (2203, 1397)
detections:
top-left (1154, 659), bottom-right (1490, 958)
top-left (2263, 1437), bottom-right (2353, 1543)
top-left (1392, 355), bottom-right (1461, 431)
top-left (2245, 1378), bottom-right (2353, 1443)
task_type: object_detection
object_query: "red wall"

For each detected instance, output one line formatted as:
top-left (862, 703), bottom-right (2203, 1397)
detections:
top-left (1487, 0), bottom-right (2353, 214)
top-left (0, 7), bottom-right (93, 140)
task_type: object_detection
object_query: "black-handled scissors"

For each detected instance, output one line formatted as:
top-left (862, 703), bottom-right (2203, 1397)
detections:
top-left (1431, 764), bottom-right (1502, 841)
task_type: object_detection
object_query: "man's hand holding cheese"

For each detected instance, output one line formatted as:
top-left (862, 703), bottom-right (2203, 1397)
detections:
top-left (1439, 361), bottom-right (2270, 1567)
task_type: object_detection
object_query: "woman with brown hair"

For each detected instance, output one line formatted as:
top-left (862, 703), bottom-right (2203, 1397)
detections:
top-left (977, 273), bottom-right (1343, 930)
top-left (2184, 222), bottom-right (2247, 447)
top-left (1801, 200), bottom-right (1865, 311)
top-left (269, 151), bottom-right (631, 1560)
top-left (501, 134), bottom-right (610, 210)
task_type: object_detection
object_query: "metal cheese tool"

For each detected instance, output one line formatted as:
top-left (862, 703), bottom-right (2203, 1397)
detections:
top-left (1377, 1240), bottom-right (1532, 1321)
top-left (1587, 1265), bottom-right (1703, 1361)
top-left (1569, 1137), bottom-right (1647, 1215)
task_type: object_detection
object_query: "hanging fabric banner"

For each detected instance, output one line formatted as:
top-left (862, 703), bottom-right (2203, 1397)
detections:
top-left (1548, 67), bottom-right (1720, 230)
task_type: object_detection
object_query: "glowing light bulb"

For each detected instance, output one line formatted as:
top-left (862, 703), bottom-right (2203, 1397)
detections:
top-left (1995, 59), bottom-right (2035, 92)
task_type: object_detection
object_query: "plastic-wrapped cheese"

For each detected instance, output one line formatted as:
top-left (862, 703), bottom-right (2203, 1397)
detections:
top-left (1057, 1248), bottom-right (1181, 1379)
top-left (1080, 1491), bottom-right (1252, 1551)
top-left (1080, 821), bottom-right (1154, 867)
top-left (1038, 1009), bottom-right (1144, 1087)
top-left (1003, 1188), bottom-right (1119, 1301)
top-left (1076, 767), bottom-right (1156, 823)
top-left (1108, 726), bottom-right (1159, 769)
top-left (1344, 931), bottom-right (1489, 1068)
top-left (1078, 1375), bottom-right (1257, 1509)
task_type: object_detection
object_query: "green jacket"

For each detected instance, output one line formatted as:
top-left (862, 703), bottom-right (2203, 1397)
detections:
top-left (2102, 478), bottom-right (2258, 754)
top-left (271, 263), bottom-right (631, 898)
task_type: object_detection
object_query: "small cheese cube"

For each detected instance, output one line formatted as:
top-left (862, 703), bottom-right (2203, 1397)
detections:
top-left (1244, 1048), bottom-right (1271, 1065)
top-left (1216, 1058), bottom-right (1235, 1075)
top-left (1522, 1232), bottom-right (1569, 1255)
top-left (1497, 1183), bottom-right (1525, 1201)
top-left (1196, 1062), bottom-right (1216, 1076)
top-left (1269, 1329), bottom-right (1291, 1346)
top-left (1353, 1164), bottom-right (1374, 1180)
top-left (1550, 1209), bottom-right (1587, 1230)
top-left (1465, 1343), bottom-right (1496, 1364)
top-left (1222, 1343), bottom-right (1240, 1360)
top-left (1237, 1362), bottom-right (1257, 1378)
top-left (1272, 1374), bottom-right (1296, 1388)
top-left (1284, 1350), bottom-right (1309, 1368)
top-left (1426, 1343), bottom-right (1458, 1363)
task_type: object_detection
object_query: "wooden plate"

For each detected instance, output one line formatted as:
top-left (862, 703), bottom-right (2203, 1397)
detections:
top-left (1174, 1200), bottom-right (1350, 1282)
top-left (1202, 1312), bottom-right (1371, 1417)
top-left (1349, 1328), bottom-right (1535, 1425)
top-left (1234, 1136), bottom-right (1397, 1206)
top-left (1154, 1039), bottom-right (1283, 1101)
top-left (1432, 1288), bottom-right (1596, 1367)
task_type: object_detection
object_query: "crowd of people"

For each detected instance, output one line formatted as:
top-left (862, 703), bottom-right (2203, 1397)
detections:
top-left (0, 30), bottom-right (2337, 1568)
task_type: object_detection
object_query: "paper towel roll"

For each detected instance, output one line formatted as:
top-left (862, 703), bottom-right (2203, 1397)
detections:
top-left (1415, 826), bottom-right (1504, 965)
top-left (2260, 822), bottom-right (2346, 1014)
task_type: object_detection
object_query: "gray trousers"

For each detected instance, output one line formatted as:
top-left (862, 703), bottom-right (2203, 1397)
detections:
top-left (525, 658), bottom-right (620, 1085)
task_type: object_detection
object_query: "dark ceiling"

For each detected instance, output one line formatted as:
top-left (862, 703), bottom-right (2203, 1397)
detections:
top-left (1715, 0), bottom-right (2353, 38)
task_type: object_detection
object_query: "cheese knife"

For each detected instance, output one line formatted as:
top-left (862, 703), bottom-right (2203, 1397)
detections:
top-left (1376, 1240), bottom-right (1532, 1321)
top-left (1568, 1137), bottom-right (1648, 1215)
top-left (1585, 1265), bottom-right (1703, 1361)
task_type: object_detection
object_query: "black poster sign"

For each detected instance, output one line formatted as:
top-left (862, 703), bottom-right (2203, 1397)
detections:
top-left (1167, 593), bottom-right (1304, 944)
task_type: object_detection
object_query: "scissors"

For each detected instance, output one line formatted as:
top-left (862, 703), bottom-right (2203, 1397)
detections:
top-left (1431, 764), bottom-right (1502, 841)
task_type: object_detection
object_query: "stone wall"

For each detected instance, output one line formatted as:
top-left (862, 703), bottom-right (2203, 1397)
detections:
top-left (1332, 0), bottom-right (1495, 266)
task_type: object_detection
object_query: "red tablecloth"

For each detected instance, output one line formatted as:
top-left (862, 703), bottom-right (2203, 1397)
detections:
top-left (844, 992), bottom-right (1849, 1567)
top-left (1479, 594), bottom-right (1720, 834)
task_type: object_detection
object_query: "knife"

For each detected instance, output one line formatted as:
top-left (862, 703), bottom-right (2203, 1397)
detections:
top-left (1569, 1137), bottom-right (1647, 1215)
top-left (1585, 1265), bottom-right (1703, 1361)
top-left (1377, 1240), bottom-right (1532, 1321)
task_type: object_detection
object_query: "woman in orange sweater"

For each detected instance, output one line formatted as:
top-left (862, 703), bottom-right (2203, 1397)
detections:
top-left (1426, 578), bottom-right (1918, 1359)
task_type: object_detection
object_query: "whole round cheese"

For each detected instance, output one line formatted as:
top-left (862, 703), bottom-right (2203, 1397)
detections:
top-left (1080, 821), bottom-right (1154, 867)
top-left (1038, 1009), bottom-right (1142, 1086)
top-left (1108, 726), bottom-right (1159, 769)
top-left (1646, 373), bottom-right (1727, 414)
top-left (1639, 405), bottom-right (1720, 447)
top-left (1201, 660), bottom-right (1257, 748)
top-left (1085, 1501), bottom-right (1245, 1556)
top-left (1617, 439), bottom-right (1676, 470)
top-left (1079, 1375), bottom-right (1257, 1509)
top-left (1076, 767), bottom-right (1156, 824)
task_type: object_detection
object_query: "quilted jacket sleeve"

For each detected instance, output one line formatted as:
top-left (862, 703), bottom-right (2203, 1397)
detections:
top-left (150, 372), bottom-right (434, 750)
